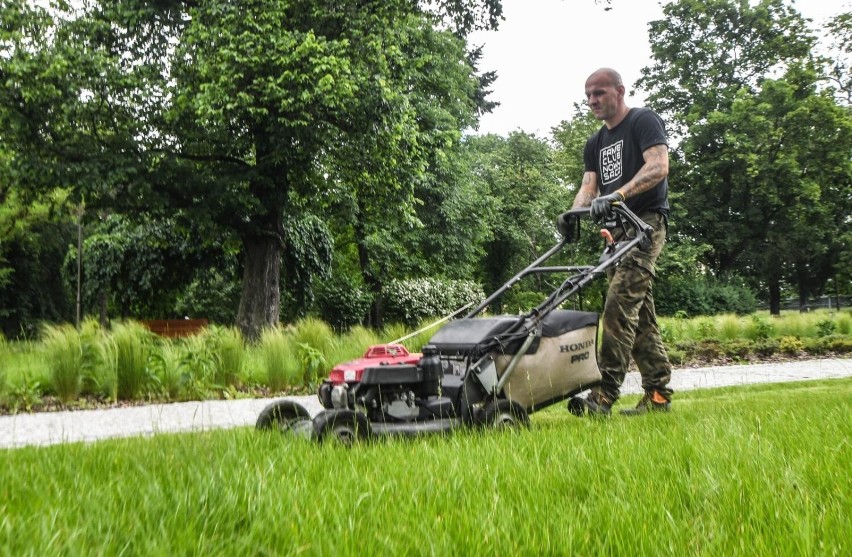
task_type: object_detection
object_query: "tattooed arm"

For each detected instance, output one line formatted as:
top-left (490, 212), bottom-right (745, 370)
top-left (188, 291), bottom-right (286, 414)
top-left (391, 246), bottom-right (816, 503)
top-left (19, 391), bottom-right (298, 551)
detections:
top-left (616, 144), bottom-right (669, 199)
top-left (571, 171), bottom-right (599, 208)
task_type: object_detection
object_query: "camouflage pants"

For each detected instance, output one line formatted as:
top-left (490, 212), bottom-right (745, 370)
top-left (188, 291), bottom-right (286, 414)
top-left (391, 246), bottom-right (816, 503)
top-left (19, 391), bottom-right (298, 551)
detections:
top-left (597, 212), bottom-right (673, 402)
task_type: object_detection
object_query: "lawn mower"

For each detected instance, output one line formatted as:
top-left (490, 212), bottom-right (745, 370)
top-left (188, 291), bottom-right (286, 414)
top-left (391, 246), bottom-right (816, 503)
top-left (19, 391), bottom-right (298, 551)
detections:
top-left (256, 204), bottom-right (653, 444)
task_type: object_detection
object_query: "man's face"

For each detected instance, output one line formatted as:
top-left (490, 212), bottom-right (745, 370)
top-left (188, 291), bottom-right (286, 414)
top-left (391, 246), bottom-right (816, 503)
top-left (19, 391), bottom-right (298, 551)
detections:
top-left (584, 75), bottom-right (623, 121)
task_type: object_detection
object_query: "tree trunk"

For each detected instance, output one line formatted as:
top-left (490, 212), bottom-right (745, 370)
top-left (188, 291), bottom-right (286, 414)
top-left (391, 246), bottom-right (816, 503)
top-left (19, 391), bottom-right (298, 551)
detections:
top-left (357, 240), bottom-right (384, 329)
top-left (768, 277), bottom-right (781, 316)
top-left (236, 234), bottom-right (281, 342)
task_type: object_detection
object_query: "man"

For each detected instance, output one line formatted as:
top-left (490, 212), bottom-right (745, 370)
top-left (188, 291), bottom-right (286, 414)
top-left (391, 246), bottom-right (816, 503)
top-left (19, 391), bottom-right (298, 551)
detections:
top-left (570, 67), bottom-right (673, 416)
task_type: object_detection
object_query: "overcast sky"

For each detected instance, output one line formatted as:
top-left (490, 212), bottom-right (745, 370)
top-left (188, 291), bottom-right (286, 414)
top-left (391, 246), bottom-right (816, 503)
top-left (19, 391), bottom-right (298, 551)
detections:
top-left (468, 0), bottom-right (850, 138)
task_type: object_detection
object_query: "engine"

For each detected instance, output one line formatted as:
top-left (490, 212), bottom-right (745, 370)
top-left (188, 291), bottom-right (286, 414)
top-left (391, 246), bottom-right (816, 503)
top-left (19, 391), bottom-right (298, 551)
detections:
top-left (357, 385), bottom-right (420, 421)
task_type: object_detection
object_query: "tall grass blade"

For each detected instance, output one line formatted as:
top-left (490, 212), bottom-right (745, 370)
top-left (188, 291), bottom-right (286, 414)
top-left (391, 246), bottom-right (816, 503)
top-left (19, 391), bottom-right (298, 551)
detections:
top-left (41, 324), bottom-right (83, 404)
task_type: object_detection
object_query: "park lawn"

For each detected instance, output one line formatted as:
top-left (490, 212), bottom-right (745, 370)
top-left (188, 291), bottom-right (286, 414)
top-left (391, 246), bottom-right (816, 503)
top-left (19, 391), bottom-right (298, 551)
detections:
top-left (1, 379), bottom-right (849, 556)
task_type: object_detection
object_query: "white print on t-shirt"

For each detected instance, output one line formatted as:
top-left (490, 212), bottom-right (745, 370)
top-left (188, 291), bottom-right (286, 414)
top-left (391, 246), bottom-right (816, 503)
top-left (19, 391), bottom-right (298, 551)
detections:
top-left (600, 140), bottom-right (623, 185)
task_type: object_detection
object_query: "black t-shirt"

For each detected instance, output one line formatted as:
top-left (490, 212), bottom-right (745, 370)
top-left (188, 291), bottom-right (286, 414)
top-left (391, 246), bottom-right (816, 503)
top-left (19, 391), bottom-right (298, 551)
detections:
top-left (583, 107), bottom-right (669, 216)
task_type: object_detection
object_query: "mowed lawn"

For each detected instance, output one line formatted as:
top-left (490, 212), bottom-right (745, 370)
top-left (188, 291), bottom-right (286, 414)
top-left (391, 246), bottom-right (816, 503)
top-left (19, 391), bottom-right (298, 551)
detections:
top-left (2, 378), bottom-right (850, 556)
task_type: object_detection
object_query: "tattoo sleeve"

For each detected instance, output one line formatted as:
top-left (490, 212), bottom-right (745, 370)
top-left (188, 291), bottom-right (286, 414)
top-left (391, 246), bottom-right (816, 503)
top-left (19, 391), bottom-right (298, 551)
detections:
top-left (618, 144), bottom-right (669, 199)
top-left (571, 171), bottom-right (598, 208)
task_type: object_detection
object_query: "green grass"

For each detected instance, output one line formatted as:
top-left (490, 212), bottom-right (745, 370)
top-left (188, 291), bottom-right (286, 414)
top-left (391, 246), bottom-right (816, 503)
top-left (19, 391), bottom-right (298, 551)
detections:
top-left (1, 379), bottom-right (849, 556)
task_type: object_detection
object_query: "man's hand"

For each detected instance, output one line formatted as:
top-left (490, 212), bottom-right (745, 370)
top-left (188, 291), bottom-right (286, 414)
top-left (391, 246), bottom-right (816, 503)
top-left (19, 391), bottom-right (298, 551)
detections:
top-left (590, 191), bottom-right (625, 222)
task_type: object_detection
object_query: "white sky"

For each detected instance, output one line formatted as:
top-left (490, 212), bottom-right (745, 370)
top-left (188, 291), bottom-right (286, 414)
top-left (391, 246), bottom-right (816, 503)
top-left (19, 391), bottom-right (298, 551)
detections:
top-left (468, 0), bottom-right (851, 138)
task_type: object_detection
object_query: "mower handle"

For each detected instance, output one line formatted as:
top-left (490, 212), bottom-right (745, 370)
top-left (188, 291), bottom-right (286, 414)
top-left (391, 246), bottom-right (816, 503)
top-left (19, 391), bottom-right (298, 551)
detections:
top-left (557, 203), bottom-right (653, 250)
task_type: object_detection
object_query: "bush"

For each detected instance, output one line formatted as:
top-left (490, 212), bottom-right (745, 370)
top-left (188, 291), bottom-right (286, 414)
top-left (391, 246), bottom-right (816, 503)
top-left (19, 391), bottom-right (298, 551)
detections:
top-left (313, 274), bottom-right (373, 331)
top-left (722, 339), bottom-right (752, 360)
top-left (667, 348), bottom-right (687, 366)
top-left (745, 315), bottom-right (774, 341)
top-left (695, 339), bottom-right (722, 360)
top-left (779, 336), bottom-right (805, 356)
top-left (820, 335), bottom-right (852, 354)
top-left (382, 277), bottom-right (484, 327)
top-left (802, 337), bottom-right (827, 356)
top-left (753, 338), bottom-right (780, 358)
top-left (655, 274), bottom-right (757, 317)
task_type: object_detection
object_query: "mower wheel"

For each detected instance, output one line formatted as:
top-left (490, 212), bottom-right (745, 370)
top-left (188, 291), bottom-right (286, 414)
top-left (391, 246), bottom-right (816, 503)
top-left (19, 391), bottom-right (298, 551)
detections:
top-left (567, 396), bottom-right (586, 417)
top-left (313, 409), bottom-right (371, 446)
top-left (481, 399), bottom-right (530, 429)
top-left (256, 400), bottom-right (314, 438)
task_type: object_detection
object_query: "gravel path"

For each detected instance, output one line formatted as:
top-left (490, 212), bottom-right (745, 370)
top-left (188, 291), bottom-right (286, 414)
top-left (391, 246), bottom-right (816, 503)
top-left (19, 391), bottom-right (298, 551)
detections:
top-left (2, 357), bottom-right (850, 449)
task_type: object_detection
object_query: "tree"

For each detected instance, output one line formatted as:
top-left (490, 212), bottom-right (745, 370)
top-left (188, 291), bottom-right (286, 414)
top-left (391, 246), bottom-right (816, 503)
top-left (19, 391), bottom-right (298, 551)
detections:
top-left (0, 0), bottom-right (503, 340)
top-left (639, 0), bottom-right (814, 133)
top-left (0, 187), bottom-right (75, 337)
top-left (638, 0), bottom-right (852, 313)
top-left (466, 131), bottom-right (569, 312)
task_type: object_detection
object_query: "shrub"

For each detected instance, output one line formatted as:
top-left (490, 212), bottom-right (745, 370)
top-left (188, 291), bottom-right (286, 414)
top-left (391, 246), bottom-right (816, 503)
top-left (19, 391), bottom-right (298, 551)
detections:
top-left (802, 337), bottom-right (827, 356)
top-left (836, 313), bottom-right (851, 335)
top-left (667, 348), bottom-right (687, 366)
top-left (745, 315), bottom-right (774, 341)
top-left (820, 335), bottom-right (852, 354)
top-left (722, 339), bottom-right (752, 360)
top-left (717, 315), bottom-right (742, 341)
top-left (752, 338), bottom-right (780, 358)
top-left (779, 336), bottom-right (805, 356)
top-left (655, 274), bottom-right (757, 316)
top-left (816, 318), bottom-right (836, 337)
top-left (695, 339), bottom-right (722, 360)
top-left (382, 277), bottom-right (484, 327)
top-left (291, 317), bottom-right (335, 383)
top-left (313, 274), bottom-right (373, 331)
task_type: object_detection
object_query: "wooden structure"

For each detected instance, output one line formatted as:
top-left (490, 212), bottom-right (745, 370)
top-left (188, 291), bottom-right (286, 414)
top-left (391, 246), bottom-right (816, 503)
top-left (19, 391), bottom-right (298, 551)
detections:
top-left (141, 319), bottom-right (209, 339)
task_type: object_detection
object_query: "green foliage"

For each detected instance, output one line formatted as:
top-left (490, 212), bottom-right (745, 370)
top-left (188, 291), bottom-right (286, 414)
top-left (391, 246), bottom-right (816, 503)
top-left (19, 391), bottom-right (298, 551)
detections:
top-left (203, 326), bottom-right (246, 388)
top-left (290, 317), bottom-right (335, 383)
top-left (640, 0), bottom-right (852, 312)
top-left (106, 322), bottom-right (154, 401)
top-left (815, 318), bottom-right (835, 337)
top-left (6, 376), bottom-right (42, 413)
top-left (464, 132), bottom-right (570, 306)
top-left (258, 326), bottom-right (301, 392)
top-left (382, 277), bottom-right (484, 326)
top-left (820, 334), bottom-right (852, 354)
top-left (779, 336), bottom-right (805, 356)
top-left (836, 312), bottom-right (852, 335)
top-left (655, 273), bottom-right (757, 317)
top-left (0, 189), bottom-right (75, 338)
top-left (747, 315), bottom-right (775, 341)
top-left (280, 215), bottom-right (334, 322)
top-left (149, 342), bottom-right (186, 401)
top-left (41, 324), bottom-right (85, 403)
top-left (313, 273), bottom-right (373, 331)
top-left (174, 265), bottom-right (241, 325)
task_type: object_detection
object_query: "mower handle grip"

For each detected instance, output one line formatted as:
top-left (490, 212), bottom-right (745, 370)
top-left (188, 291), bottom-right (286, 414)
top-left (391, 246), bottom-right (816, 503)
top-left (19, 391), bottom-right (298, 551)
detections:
top-left (557, 204), bottom-right (654, 249)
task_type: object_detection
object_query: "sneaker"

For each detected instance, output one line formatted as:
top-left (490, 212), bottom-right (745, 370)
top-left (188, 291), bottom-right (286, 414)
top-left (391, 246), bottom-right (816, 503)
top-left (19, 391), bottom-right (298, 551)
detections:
top-left (620, 390), bottom-right (671, 416)
top-left (583, 390), bottom-right (613, 417)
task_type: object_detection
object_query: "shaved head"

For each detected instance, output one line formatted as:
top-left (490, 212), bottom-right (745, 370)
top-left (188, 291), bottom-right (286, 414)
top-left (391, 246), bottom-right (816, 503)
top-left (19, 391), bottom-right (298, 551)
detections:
top-left (587, 68), bottom-right (623, 88)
